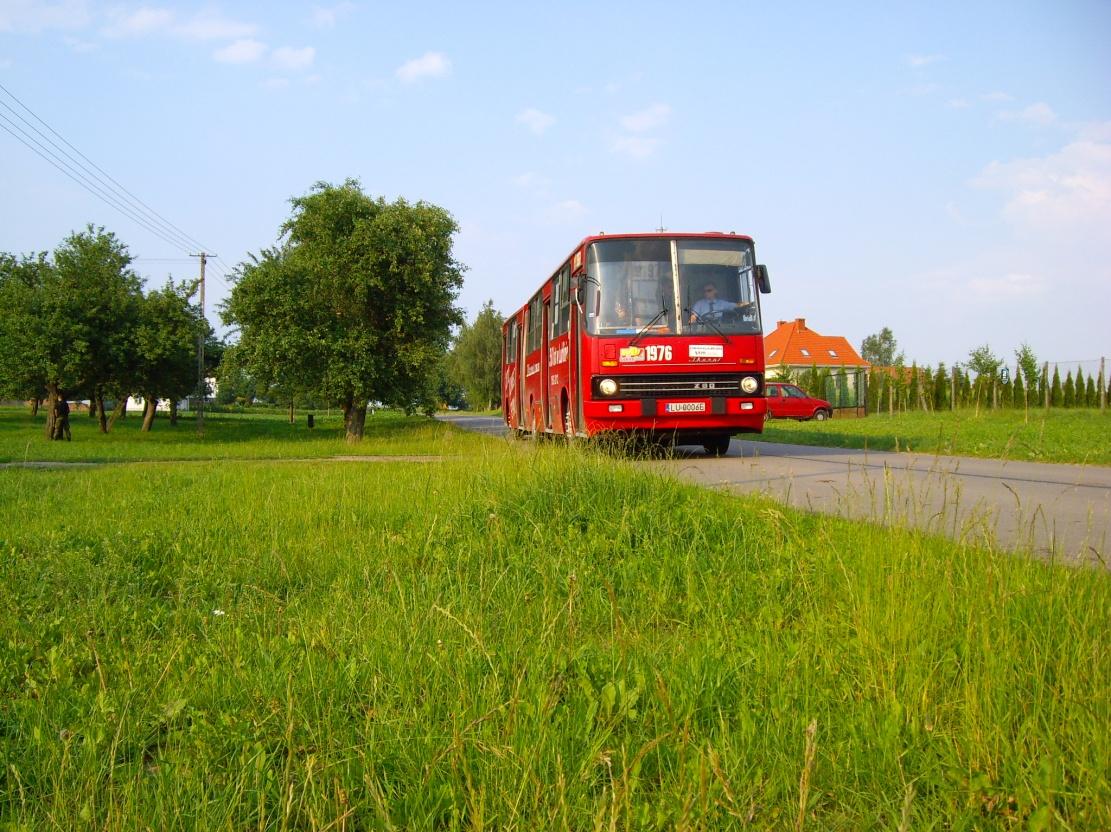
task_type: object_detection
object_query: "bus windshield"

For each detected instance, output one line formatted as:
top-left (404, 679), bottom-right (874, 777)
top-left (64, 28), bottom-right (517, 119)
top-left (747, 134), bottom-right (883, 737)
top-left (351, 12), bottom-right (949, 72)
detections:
top-left (677, 238), bottom-right (761, 335)
top-left (585, 238), bottom-right (677, 336)
top-left (585, 237), bottom-right (760, 336)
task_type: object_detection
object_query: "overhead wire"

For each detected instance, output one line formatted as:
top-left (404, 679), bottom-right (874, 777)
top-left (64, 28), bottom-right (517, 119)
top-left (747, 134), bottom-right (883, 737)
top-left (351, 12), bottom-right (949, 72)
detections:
top-left (0, 80), bottom-right (216, 256)
top-left (0, 112), bottom-right (197, 254)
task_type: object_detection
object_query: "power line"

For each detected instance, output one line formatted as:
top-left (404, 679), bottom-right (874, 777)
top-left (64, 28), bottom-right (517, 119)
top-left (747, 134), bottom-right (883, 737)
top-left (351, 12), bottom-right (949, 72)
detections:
top-left (0, 112), bottom-right (192, 254)
top-left (0, 80), bottom-right (216, 255)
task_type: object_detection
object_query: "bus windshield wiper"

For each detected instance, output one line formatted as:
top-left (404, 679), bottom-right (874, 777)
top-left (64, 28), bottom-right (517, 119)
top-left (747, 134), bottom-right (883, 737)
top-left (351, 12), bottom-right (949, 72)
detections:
top-left (684, 307), bottom-right (731, 345)
top-left (629, 308), bottom-right (668, 347)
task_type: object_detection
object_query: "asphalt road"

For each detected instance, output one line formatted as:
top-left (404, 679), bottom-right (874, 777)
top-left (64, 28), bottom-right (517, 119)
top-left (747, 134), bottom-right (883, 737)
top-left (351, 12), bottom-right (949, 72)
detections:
top-left (440, 415), bottom-right (1111, 564)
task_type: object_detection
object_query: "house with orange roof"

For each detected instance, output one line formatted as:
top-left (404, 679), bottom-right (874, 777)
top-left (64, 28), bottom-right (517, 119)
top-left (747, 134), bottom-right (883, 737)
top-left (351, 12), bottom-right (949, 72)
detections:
top-left (764, 318), bottom-right (870, 413)
top-left (764, 318), bottom-right (869, 372)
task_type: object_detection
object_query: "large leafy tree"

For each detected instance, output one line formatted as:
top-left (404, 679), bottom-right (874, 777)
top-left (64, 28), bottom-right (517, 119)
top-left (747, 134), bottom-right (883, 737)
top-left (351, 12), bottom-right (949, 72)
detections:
top-left (1, 228), bottom-right (141, 437)
top-left (450, 300), bottom-right (504, 411)
top-left (52, 226), bottom-right (144, 432)
top-left (224, 181), bottom-right (464, 441)
top-left (860, 326), bottom-right (901, 367)
top-left (0, 253), bottom-right (51, 411)
top-left (132, 280), bottom-right (206, 431)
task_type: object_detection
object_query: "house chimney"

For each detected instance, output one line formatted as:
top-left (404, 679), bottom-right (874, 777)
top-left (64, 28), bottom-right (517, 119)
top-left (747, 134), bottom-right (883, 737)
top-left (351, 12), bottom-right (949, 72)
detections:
top-left (796, 318), bottom-right (806, 329)
top-left (776, 320), bottom-right (786, 328)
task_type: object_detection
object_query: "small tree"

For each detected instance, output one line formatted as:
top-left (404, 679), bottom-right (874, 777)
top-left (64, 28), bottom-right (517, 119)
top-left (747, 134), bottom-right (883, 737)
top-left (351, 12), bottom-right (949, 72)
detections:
top-left (1013, 368), bottom-right (1026, 408)
top-left (1086, 375), bottom-right (1097, 407)
top-left (1050, 366), bottom-right (1063, 407)
top-left (451, 300), bottom-right (504, 411)
top-left (933, 363), bottom-right (948, 410)
top-left (860, 327), bottom-right (901, 367)
top-left (1075, 368), bottom-right (1086, 407)
top-left (132, 280), bottom-right (205, 431)
top-left (1063, 371), bottom-right (1075, 408)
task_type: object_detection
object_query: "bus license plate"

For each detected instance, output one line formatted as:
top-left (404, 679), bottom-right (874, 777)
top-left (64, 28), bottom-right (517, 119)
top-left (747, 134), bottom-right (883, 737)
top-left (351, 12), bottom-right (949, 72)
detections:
top-left (665, 402), bottom-right (706, 413)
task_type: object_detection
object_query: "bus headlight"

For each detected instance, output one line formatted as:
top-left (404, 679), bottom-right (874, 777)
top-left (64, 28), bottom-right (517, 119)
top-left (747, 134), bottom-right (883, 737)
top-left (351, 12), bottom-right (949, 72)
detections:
top-left (599, 378), bottom-right (618, 396)
top-left (740, 376), bottom-right (759, 394)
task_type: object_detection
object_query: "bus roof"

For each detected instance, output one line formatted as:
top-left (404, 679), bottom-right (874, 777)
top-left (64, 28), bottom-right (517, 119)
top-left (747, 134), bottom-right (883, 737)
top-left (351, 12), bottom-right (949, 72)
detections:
top-left (565, 231), bottom-right (754, 268)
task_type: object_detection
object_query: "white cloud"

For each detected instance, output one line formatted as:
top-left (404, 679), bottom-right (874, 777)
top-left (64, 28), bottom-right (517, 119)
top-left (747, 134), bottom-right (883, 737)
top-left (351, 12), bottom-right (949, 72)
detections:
top-left (395, 51), bottom-right (450, 83)
top-left (175, 11), bottom-right (256, 40)
top-left (0, 0), bottom-right (90, 32)
top-left (947, 98), bottom-right (970, 109)
top-left (997, 102), bottom-right (1056, 126)
top-left (101, 7), bottom-right (257, 40)
top-left (102, 6), bottom-right (172, 37)
top-left (610, 135), bottom-right (660, 160)
top-left (620, 102), bottom-right (670, 132)
top-left (272, 46), bottom-right (315, 71)
top-left (907, 53), bottom-right (944, 68)
top-left (213, 38), bottom-right (266, 64)
top-left (516, 108), bottom-right (554, 135)
top-left (980, 91), bottom-right (1014, 103)
top-left (968, 272), bottom-right (1046, 299)
top-left (311, 3), bottom-right (354, 28)
top-left (973, 127), bottom-right (1111, 230)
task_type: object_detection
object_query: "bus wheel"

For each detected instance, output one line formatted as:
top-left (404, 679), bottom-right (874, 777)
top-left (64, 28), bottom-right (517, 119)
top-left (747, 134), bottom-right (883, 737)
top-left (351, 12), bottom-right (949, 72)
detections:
top-left (703, 435), bottom-right (731, 457)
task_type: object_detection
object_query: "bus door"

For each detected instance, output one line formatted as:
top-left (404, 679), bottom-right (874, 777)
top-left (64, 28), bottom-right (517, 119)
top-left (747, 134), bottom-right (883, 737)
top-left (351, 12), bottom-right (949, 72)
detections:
top-left (541, 298), bottom-right (551, 429)
top-left (517, 313), bottom-right (526, 429)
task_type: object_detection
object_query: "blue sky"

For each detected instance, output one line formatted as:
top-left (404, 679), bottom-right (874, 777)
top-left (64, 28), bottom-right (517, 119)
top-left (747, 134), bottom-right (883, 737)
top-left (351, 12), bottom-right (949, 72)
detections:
top-left (2, 1), bottom-right (1109, 367)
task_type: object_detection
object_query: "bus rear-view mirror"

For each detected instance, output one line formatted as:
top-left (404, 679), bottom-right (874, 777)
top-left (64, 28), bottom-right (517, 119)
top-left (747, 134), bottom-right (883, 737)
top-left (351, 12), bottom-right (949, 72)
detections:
top-left (756, 264), bottom-right (771, 294)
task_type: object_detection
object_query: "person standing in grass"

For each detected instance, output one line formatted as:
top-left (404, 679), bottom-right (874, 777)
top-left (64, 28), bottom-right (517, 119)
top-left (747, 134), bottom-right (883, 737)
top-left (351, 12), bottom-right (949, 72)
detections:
top-left (54, 397), bottom-right (71, 441)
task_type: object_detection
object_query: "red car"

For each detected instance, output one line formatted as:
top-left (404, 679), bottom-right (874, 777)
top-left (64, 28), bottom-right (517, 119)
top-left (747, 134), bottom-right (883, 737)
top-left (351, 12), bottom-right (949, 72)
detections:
top-left (764, 382), bottom-right (832, 421)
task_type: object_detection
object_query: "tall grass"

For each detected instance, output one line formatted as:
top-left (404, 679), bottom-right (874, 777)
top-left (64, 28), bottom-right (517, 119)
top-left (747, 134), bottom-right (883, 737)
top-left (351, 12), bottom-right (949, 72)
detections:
top-left (758, 408), bottom-right (1111, 466)
top-left (1, 440), bottom-right (1107, 829)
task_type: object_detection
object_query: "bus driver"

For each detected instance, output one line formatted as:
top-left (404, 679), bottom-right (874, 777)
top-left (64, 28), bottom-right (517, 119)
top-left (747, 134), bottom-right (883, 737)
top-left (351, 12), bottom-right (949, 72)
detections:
top-left (689, 282), bottom-right (751, 323)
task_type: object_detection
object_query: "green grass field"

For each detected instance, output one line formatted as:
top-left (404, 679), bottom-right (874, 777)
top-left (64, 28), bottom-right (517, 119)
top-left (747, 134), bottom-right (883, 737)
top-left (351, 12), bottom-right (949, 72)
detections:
top-left (758, 408), bottom-right (1111, 466)
top-left (1, 415), bottom-right (1108, 829)
top-left (0, 406), bottom-right (485, 463)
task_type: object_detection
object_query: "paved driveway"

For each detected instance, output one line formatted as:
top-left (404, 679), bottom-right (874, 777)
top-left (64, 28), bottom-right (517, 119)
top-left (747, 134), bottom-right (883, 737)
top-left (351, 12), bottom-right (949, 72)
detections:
top-left (440, 415), bottom-right (1110, 564)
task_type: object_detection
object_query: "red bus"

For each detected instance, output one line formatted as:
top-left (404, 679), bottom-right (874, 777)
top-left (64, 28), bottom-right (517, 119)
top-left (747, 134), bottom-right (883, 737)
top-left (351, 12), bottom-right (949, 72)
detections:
top-left (502, 232), bottom-right (771, 454)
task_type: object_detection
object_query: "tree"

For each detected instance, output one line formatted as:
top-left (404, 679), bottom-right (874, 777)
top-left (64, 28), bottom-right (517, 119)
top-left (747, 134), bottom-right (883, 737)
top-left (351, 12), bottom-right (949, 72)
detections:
top-left (933, 363), bottom-right (948, 410)
top-left (1015, 343), bottom-right (1039, 403)
top-left (1012, 367), bottom-right (1026, 408)
top-left (1086, 374), bottom-right (1097, 407)
top-left (132, 280), bottom-right (205, 431)
top-left (52, 226), bottom-right (143, 432)
top-left (450, 300), bottom-right (504, 411)
top-left (860, 327), bottom-right (901, 367)
top-left (967, 344), bottom-right (1002, 407)
top-left (224, 181), bottom-right (464, 441)
top-left (1063, 371), bottom-right (1075, 408)
top-left (1050, 366), bottom-right (1063, 407)
top-left (0, 253), bottom-right (51, 409)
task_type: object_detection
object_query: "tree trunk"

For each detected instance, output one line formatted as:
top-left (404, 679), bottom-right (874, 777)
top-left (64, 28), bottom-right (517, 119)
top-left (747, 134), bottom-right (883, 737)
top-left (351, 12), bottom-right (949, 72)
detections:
top-left (108, 397), bottom-right (126, 430)
top-left (169, 399), bottom-right (178, 426)
top-left (44, 383), bottom-right (59, 440)
top-left (289, 399), bottom-right (295, 424)
top-left (30, 398), bottom-right (40, 417)
top-left (96, 391), bottom-right (108, 434)
top-left (343, 397), bottom-right (368, 443)
top-left (141, 396), bottom-right (158, 432)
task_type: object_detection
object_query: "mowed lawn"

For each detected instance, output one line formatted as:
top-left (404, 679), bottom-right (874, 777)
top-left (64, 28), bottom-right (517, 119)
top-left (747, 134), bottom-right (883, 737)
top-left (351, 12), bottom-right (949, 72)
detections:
top-left (1, 417), bottom-right (1108, 829)
top-left (0, 406), bottom-right (485, 463)
top-left (757, 408), bottom-right (1111, 466)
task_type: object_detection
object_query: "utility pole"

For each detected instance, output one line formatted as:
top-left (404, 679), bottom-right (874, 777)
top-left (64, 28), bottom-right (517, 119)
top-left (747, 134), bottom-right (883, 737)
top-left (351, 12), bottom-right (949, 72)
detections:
top-left (190, 252), bottom-right (215, 435)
